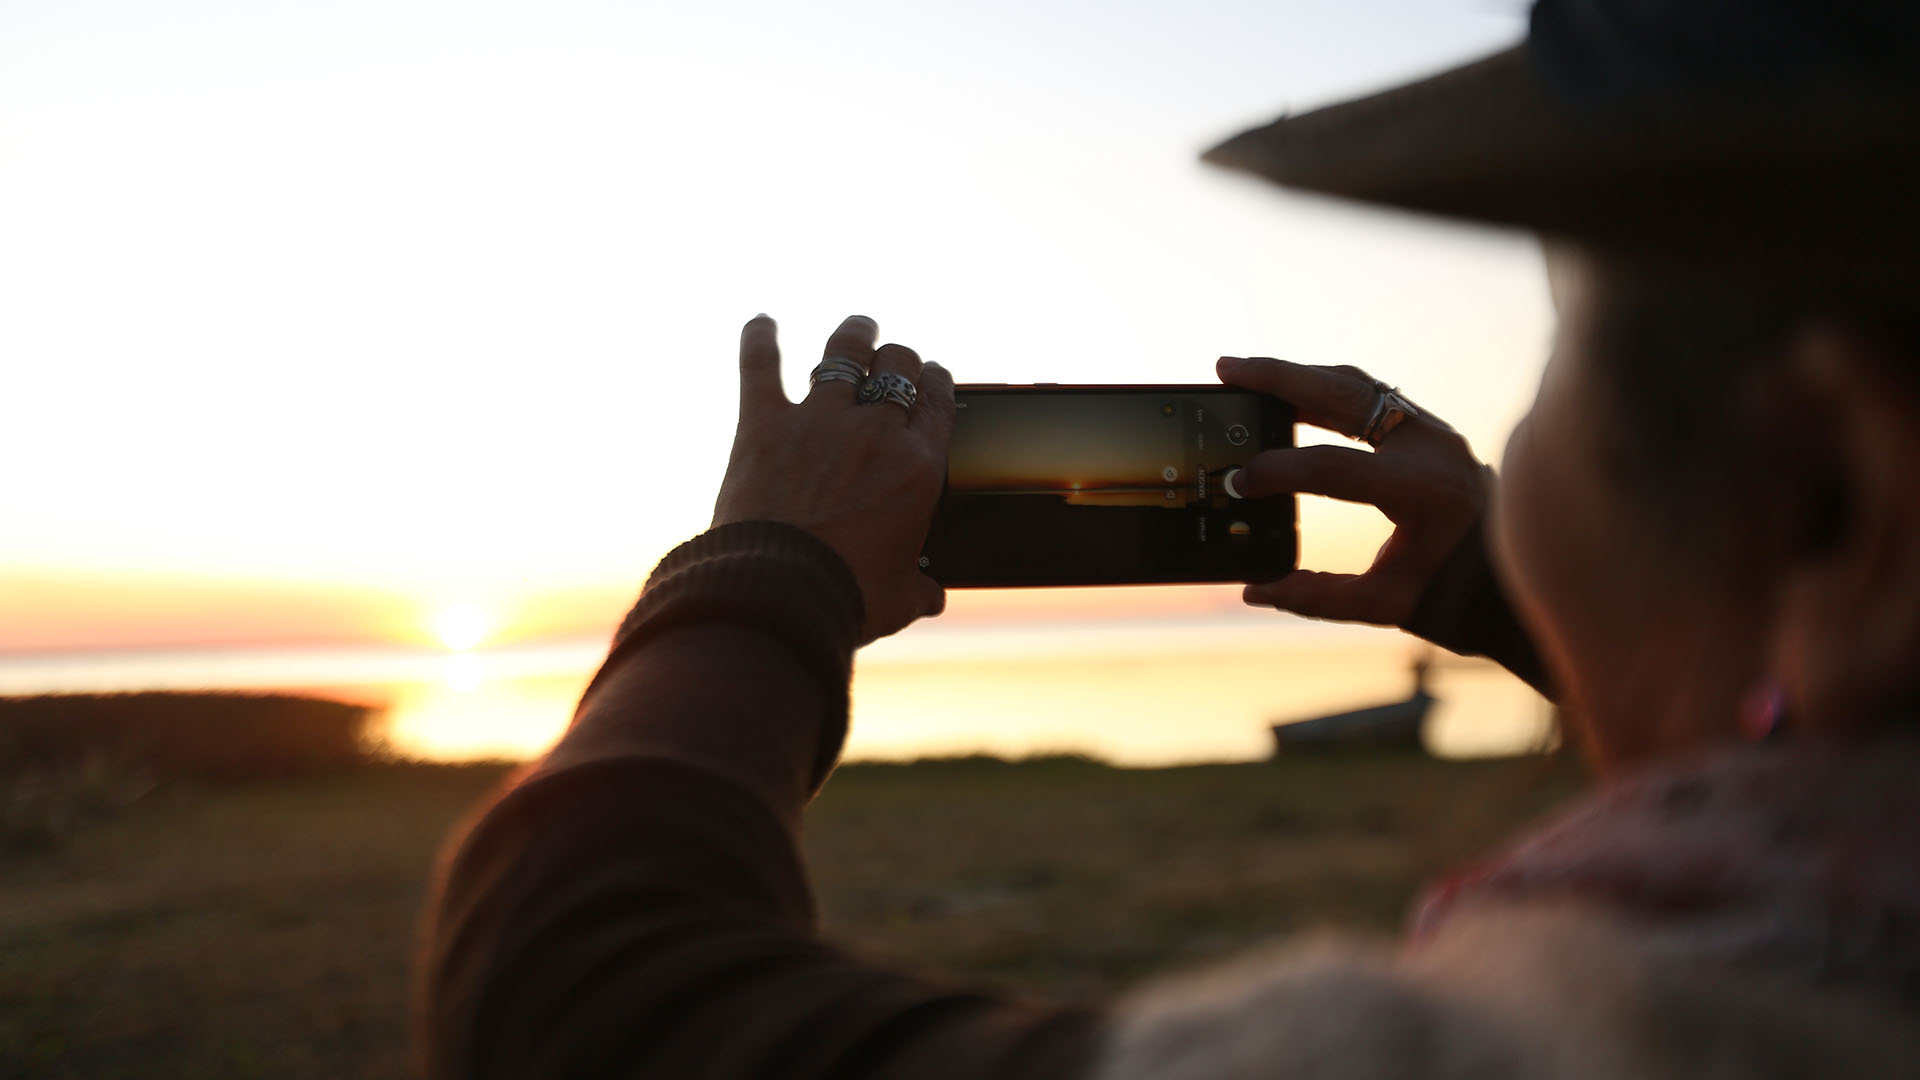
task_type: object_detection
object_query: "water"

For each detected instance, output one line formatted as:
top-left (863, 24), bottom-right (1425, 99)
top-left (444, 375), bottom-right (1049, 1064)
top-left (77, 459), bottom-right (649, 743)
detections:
top-left (0, 609), bottom-right (1553, 764)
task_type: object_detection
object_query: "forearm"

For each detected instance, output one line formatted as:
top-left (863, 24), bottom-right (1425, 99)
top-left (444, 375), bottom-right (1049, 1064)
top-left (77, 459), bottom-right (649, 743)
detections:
top-left (551, 520), bottom-right (866, 803)
top-left (548, 622), bottom-right (832, 825)
top-left (420, 522), bottom-right (1097, 1079)
top-left (422, 523), bottom-right (860, 1074)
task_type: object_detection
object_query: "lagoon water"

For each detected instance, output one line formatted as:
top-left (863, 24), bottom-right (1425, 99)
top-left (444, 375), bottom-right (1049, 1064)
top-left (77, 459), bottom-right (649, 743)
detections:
top-left (0, 607), bottom-right (1553, 765)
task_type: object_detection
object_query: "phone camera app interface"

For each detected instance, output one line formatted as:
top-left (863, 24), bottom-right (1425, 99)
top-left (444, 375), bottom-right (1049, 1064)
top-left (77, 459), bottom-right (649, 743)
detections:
top-left (927, 387), bottom-right (1293, 586)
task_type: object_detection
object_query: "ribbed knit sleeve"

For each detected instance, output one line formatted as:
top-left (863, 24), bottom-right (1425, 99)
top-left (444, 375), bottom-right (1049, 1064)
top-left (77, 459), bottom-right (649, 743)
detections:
top-left (584, 519), bottom-right (866, 790)
top-left (1406, 517), bottom-right (1554, 699)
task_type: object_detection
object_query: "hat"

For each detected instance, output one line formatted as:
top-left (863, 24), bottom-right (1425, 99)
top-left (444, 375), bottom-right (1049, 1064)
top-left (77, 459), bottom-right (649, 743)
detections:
top-left (1204, 0), bottom-right (1920, 269)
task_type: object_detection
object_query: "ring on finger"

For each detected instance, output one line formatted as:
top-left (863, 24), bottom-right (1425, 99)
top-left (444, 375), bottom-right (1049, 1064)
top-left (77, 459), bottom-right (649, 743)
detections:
top-left (1358, 383), bottom-right (1421, 446)
top-left (809, 355), bottom-right (868, 390)
top-left (811, 369), bottom-right (864, 391)
top-left (858, 371), bottom-right (918, 411)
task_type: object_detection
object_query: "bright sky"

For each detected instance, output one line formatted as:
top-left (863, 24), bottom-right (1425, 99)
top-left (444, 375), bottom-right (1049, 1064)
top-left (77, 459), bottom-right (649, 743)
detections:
top-left (0, 0), bottom-right (1549, 655)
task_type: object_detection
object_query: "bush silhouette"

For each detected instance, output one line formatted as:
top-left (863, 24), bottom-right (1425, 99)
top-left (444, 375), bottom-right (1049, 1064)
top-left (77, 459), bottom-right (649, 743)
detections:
top-left (0, 692), bottom-right (371, 780)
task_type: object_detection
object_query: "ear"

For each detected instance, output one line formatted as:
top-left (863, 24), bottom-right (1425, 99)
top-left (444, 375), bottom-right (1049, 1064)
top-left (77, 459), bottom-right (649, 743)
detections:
top-left (1766, 325), bottom-right (1920, 734)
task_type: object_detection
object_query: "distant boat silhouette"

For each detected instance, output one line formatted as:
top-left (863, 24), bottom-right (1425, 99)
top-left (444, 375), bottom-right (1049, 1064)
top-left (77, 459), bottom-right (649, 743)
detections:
top-left (1270, 655), bottom-right (1435, 755)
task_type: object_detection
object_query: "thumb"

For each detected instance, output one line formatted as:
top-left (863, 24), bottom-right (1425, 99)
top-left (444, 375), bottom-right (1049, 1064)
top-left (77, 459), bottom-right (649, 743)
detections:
top-left (1245, 570), bottom-right (1389, 625)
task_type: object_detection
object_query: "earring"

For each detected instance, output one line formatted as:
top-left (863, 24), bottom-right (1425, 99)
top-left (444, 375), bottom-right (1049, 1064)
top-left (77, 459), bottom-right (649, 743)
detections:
top-left (1736, 680), bottom-right (1787, 743)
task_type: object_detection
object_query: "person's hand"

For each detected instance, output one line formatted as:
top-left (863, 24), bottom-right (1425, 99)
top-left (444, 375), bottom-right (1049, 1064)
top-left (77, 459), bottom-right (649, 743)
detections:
top-left (713, 314), bottom-right (955, 644)
top-left (1217, 355), bottom-right (1492, 629)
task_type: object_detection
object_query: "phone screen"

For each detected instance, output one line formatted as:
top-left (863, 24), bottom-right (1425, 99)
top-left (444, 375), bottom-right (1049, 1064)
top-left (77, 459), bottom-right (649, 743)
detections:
top-left (921, 385), bottom-right (1296, 587)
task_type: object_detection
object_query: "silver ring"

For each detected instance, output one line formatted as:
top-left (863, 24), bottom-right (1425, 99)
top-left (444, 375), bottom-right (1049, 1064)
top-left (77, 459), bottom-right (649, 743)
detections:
top-left (857, 371), bottom-right (918, 411)
top-left (811, 369), bottom-right (863, 390)
top-left (809, 355), bottom-right (868, 389)
top-left (1358, 383), bottom-right (1420, 446)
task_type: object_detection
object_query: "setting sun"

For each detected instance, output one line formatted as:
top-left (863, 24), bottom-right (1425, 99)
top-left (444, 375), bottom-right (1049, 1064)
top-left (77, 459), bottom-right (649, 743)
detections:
top-left (433, 604), bottom-right (492, 652)
top-left (443, 653), bottom-right (484, 692)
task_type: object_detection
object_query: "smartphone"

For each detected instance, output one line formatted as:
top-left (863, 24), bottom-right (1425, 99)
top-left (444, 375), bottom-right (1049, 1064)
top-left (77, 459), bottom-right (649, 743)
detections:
top-left (920, 384), bottom-right (1296, 587)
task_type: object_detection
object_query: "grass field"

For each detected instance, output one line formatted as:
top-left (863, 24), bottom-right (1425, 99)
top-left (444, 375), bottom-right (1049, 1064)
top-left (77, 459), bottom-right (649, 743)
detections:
top-left (0, 754), bottom-right (1586, 1078)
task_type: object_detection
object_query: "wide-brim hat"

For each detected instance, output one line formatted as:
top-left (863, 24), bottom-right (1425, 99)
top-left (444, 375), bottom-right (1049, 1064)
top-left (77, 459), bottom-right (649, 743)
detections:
top-left (1203, 0), bottom-right (1920, 276)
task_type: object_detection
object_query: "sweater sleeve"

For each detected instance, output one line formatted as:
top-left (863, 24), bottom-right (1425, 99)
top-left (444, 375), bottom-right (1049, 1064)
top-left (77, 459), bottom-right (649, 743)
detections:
top-left (418, 521), bottom-right (1099, 1080)
top-left (1405, 516), bottom-right (1555, 700)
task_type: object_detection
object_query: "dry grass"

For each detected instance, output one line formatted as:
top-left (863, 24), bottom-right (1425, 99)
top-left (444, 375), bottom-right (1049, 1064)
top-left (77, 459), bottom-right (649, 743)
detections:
top-left (806, 754), bottom-right (1584, 1000)
top-left (0, 754), bottom-right (1586, 1078)
top-left (0, 764), bottom-right (502, 1079)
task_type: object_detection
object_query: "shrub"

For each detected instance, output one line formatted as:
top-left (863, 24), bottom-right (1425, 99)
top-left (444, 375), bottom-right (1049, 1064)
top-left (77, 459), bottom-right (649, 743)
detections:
top-left (0, 692), bottom-right (371, 781)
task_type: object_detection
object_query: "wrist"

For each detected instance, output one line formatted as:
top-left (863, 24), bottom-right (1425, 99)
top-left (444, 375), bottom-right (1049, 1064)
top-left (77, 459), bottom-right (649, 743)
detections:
top-left (584, 520), bottom-right (865, 788)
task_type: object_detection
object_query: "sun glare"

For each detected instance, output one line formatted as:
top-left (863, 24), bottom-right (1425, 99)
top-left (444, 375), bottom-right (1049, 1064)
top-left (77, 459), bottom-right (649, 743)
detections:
top-left (443, 653), bottom-right (483, 692)
top-left (433, 604), bottom-right (491, 652)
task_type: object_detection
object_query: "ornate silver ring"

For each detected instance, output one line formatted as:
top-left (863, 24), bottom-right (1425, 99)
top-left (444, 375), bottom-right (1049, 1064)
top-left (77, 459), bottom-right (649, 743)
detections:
top-left (858, 371), bottom-right (918, 411)
top-left (1359, 383), bottom-right (1420, 446)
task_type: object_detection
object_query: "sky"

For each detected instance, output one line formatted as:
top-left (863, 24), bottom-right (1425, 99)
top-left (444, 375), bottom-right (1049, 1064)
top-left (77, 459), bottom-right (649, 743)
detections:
top-left (0, 0), bottom-right (1553, 755)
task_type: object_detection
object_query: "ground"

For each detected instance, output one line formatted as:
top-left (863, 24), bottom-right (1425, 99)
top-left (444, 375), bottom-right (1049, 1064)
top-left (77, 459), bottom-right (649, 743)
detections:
top-left (0, 754), bottom-right (1584, 1078)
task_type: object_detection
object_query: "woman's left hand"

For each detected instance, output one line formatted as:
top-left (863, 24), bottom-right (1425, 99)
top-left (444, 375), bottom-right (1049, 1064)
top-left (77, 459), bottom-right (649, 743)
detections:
top-left (711, 314), bottom-right (955, 644)
top-left (1216, 355), bottom-right (1491, 630)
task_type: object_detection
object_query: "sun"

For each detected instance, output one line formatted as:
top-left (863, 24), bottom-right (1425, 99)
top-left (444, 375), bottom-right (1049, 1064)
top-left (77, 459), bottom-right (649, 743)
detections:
top-left (433, 603), bottom-right (492, 652)
top-left (443, 653), bottom-right (483, 693)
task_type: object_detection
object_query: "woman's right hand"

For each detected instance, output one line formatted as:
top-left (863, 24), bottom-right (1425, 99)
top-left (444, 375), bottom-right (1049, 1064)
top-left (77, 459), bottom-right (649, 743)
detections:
top-left (712, 315), bottom-right (955, 646)
top-left (1216, 355), bottom-right (1494, 631)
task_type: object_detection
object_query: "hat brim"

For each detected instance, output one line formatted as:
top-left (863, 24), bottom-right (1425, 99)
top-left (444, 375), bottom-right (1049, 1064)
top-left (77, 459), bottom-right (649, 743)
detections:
top-left (1203, 45), bottom-right (1920, 268)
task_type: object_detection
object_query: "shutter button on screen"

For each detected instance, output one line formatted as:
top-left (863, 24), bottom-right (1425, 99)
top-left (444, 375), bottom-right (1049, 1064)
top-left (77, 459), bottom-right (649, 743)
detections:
top-left (1225, 424), bottom-right (1250, 446)
top-left (1222, 467), bottom-right (1246, 500)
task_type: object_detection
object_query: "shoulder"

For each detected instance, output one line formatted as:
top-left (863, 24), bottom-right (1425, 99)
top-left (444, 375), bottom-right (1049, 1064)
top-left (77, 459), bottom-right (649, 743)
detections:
top-left (1092, 903), bottom-right (1920, 1080)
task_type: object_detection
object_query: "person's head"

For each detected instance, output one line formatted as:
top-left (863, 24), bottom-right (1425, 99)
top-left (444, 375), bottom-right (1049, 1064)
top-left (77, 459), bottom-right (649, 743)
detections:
top-left (1205, 0), bottom-right (1920, 770)
top-left (1494, 250), bottom-right (1920, 768)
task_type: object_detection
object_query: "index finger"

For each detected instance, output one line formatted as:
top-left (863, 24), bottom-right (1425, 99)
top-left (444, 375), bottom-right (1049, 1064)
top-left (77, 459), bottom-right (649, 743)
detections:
top-left (823, 314), bottom-right (879, 369)
top-left (1217, 356), bottom-right (1378, 438)
top-left (805, 315), bottom-right (881, 408)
